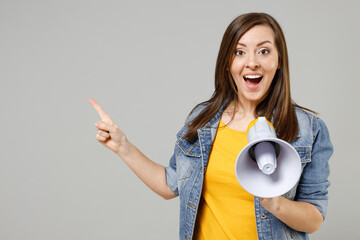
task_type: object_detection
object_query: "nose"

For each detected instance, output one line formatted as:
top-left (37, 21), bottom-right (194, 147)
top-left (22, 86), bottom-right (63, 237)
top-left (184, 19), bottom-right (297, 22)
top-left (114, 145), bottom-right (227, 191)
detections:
top-left (246, 53), bottom-right (260, 69)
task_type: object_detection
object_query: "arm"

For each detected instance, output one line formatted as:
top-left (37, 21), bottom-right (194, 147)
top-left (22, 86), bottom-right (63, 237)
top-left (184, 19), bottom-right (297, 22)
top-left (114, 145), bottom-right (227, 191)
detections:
top-left (89, 98), bottom-right (177, 200)
top-left (261, 116), bottom-right (333, 234)
top-left (261, 196), bottom-right (323, 234)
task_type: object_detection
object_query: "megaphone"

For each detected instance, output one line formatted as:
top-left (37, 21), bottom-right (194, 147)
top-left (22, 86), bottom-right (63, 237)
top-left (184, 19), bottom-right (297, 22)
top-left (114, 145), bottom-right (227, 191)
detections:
top-left (235, 117), bottom-right (301, 198)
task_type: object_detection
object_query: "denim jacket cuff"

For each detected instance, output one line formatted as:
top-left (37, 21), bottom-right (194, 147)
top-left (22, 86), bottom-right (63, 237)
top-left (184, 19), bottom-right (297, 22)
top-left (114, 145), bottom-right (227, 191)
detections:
top-left (165, 166), bottom-right (179, 196)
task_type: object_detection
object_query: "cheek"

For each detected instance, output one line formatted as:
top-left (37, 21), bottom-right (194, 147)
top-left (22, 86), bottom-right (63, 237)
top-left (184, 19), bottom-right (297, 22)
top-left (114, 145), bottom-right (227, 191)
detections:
top-left (230, 59), bottom-right (245, 75)
top-left (271, 61), bottom-right (278, 69)
top-left (263, 60), bottom-right (279, 76)
top-left (270, 55), bottom-right (279, 70)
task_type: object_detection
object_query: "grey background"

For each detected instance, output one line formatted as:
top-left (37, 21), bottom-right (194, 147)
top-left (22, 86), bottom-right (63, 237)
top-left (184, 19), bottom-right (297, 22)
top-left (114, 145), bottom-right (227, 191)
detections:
top-left (0, 0), bottom-right (359, 239)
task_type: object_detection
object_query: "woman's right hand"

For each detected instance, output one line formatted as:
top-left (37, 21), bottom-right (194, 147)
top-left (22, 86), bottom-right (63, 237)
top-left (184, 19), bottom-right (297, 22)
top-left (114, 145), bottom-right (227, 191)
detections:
top-left (89, 98), bottom-right (177, 200)
top-left (89, 98), bottom-right (128, 154)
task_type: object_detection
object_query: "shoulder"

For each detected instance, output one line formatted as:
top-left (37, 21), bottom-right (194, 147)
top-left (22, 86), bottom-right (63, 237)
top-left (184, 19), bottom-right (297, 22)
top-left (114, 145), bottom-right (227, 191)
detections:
top-left (292, 107), bottom-right (331, 146)
top-left (294, 107), bottom-right (314, 136)
top-left (174, 103), bottom-right (208, 139)
top-left (185, 102), bottom-right (210, 124)
top-left (294, 107), bottom-right (329, 132)
top-left (294, 107), bottom-right (316, 124)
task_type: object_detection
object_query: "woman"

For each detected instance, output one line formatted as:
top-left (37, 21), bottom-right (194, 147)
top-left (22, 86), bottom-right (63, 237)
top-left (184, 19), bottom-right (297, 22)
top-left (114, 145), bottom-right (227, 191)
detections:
top-left (90, 12), bottom-right (333, 240)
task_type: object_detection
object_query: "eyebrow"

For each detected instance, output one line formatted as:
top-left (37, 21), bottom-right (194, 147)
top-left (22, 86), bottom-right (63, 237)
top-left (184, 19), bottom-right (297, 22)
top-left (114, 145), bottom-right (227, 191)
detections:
top-left (237, 40), bottom-right (273, 47)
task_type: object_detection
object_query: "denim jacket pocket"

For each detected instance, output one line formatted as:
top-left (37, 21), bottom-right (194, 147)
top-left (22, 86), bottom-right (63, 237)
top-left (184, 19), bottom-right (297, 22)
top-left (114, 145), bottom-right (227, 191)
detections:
top-left (294, 147), bottom-right (311, 165)
top-left (176, 136), bottom-right (202, 158)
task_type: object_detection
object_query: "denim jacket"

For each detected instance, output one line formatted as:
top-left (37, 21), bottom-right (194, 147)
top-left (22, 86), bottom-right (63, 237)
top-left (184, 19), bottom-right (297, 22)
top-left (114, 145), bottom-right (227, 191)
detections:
top-left (165, 104), bottom-right (333, 240)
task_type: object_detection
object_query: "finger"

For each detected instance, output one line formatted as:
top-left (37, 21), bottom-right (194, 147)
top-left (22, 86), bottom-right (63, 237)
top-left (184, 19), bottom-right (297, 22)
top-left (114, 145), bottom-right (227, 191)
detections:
top-left (97, 130), bottom-right (110, 139)
top-left (89, 98), bottom-right (114, 124)
top-left (96, 133), bottom-right (107, 142)
top-left (95, 121), bottom-right (118, 133)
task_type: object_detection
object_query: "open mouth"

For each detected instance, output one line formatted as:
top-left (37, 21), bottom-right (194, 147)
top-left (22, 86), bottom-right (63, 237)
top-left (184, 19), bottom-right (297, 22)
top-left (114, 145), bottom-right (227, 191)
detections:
top-left (243, 75), bottom-right (263, 89)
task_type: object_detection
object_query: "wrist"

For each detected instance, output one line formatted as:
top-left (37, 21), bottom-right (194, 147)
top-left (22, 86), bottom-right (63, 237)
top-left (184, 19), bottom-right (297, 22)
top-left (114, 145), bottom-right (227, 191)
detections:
top-left (272, 196), bottom-right (283, 213)
top-left (261, 196), bottom-right (283, 214)
top-left (116, 137), bottom-right (131, 157)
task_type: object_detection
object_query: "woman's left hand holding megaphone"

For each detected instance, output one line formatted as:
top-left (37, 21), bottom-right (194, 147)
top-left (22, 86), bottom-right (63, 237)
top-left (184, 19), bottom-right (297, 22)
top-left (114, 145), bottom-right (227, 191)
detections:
top-left (257, 195), bottom-right (323, 233)
top-left (259, 196), bottom-right (281, 213)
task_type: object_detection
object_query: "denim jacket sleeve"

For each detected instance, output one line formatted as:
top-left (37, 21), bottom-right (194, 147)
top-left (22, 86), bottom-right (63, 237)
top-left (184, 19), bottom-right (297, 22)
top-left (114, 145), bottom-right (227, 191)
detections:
top-left (165, 129), bottom-right (182, 196)
top-left (295, 116), bottom-right (334, 219)
top-left (164, 104), bottom-right (208, 196)
top-left (166, 154), bottom-right (179, 195)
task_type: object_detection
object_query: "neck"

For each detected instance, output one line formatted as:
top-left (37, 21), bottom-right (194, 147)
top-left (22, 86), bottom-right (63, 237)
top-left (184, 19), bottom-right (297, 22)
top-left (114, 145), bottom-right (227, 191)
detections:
top-left (223, 100), bottom-right (257, 121)
top-left (226, 97), bottom-right (258, 117)
top-left (222, 100), bottom-right (257, 132)
top-left (237, 100), bottom-right (257, 117)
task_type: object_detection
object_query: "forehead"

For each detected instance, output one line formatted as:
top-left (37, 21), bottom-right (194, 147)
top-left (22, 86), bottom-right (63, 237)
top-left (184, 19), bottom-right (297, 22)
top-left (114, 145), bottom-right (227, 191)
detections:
top-left (238, 25), bottom-right (275, 45)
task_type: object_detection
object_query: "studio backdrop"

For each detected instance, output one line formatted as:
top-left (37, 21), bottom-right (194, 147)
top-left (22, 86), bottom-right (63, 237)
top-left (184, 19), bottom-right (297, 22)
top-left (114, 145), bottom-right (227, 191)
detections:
top-left (0, 0), bottom-right (358, 239)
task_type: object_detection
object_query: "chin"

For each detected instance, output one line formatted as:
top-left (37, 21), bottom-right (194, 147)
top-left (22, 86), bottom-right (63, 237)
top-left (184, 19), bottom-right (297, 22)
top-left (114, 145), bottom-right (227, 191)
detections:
top-left (242, 94), bottom-right (265, 103)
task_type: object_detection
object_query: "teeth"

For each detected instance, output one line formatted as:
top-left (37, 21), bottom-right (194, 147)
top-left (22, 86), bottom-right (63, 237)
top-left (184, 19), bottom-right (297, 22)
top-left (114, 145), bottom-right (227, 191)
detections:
top-left (244, 75), bottom-right (262, 79)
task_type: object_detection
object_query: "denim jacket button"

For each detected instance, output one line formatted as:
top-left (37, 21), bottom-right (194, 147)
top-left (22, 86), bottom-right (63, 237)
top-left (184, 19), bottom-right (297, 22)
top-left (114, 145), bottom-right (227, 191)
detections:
top-left (260, 214), bottom-right (267, 220)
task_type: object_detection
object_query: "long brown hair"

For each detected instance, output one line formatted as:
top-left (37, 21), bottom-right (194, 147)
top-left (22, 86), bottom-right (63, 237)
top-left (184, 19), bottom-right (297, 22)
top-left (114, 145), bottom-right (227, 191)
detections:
top-left (184, 12), bottom-right (310, 142)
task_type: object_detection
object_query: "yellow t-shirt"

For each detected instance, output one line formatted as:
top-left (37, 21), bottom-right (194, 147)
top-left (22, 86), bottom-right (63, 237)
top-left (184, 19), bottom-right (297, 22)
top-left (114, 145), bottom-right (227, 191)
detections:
top-left (193, 120), bottom-right (258, 240)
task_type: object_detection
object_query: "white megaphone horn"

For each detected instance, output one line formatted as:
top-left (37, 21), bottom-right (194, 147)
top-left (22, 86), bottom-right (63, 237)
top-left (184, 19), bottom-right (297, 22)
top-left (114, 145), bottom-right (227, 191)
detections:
top-left (235, 117), bottom-right (301, 198)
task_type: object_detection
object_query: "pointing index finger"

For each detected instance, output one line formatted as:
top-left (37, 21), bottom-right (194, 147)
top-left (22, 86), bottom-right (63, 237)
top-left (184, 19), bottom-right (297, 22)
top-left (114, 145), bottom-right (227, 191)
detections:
top-left (89, 98), bottom-right (114, 123)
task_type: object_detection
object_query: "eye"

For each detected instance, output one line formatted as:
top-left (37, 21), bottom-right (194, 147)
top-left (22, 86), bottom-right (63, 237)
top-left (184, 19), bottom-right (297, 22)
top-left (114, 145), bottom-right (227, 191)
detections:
top-left (259, 49), bottom-right (270, 55)
top-left (235, 49), bottom-right (245, 56)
